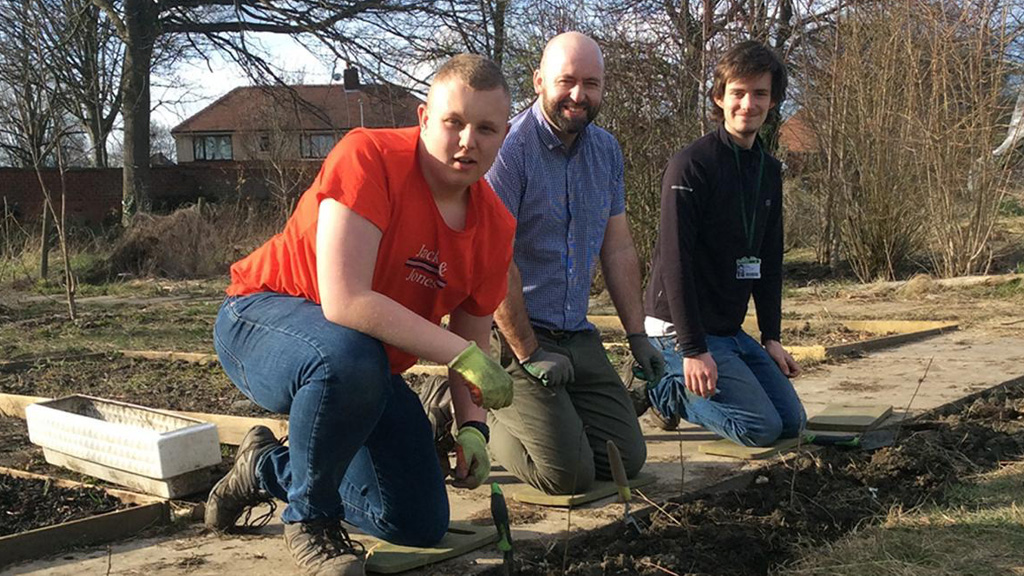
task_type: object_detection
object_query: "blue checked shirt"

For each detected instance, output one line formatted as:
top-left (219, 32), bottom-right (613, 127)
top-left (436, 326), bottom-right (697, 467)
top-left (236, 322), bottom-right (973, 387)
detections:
top-left (486, 100), bottom-right (626, 332)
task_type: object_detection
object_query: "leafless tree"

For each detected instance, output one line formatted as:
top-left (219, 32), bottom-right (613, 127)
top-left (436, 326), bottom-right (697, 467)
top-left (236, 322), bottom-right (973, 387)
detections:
top-left (84, 0), bottom-right (435, 226)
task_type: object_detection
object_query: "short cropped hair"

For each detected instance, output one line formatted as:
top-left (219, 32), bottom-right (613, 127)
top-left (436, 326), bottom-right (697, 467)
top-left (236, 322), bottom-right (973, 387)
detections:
top-left (710, 41), bottom-right (787, 122)
top-left (433, 54), bottom-right (509, 97)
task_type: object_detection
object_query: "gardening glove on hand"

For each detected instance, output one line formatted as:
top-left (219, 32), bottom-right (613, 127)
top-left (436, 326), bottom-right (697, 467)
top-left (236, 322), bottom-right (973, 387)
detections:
top-left (521, 347), bottom-right (575, 388)
top-left (448, 341), bottom-right (513, 409)
top-left (453, 425), bottom-right (489, 489)
top-left (627, 333), bottom-right (666, 384)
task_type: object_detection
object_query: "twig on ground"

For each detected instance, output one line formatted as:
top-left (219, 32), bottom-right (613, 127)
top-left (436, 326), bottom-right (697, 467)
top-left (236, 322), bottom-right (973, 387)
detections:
top-left (677, 431), bottom-right (685, 498)
top-left (895, 357), bottom-right (933, 442)
top-left (635, 489), bottom-right (682, 526)
top-left (639, 558), bottom-right (681, 575)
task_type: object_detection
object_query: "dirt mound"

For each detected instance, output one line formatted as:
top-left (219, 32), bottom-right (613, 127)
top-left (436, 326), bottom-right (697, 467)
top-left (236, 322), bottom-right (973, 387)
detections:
top-left (91, 208), bottom-right (225, 280)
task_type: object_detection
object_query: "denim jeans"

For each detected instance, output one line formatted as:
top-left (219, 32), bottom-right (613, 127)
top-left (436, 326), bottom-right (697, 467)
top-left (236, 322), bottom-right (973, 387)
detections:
top-left (213, 292), bottom-right (448, 547)
top-left (647, 330), bottom-right (806, 447)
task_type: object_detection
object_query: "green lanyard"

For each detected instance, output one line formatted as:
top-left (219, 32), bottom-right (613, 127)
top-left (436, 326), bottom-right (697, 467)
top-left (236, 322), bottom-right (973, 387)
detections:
top-left (731, 142), bottom-right (764, 252)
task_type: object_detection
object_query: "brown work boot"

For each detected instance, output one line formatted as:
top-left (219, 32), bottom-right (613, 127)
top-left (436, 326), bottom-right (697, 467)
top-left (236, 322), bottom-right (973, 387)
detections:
top-left (285, 520), bottom-right (367, 576)
top-left (205, 425), bottom-right (279, 530)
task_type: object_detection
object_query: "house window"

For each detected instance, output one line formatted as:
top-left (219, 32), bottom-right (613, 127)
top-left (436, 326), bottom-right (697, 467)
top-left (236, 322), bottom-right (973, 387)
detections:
top-left (258, 133), bottom-right (271, 153)
top-left (193, 134), bottom-right (233, 160)
top-left (300, 133), bottom-right (337, 159)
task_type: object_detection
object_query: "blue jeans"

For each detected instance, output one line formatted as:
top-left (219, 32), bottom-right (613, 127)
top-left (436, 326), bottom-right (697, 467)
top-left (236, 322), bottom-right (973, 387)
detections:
top-left (648, 330), bottom-right (806, 447)
top-left (213, 293), bottom-right (448, 547)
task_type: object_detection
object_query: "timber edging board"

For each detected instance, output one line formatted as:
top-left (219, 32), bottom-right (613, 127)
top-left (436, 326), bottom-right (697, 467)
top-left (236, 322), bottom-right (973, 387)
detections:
top-left (0, 467), bottom-right (169, 568)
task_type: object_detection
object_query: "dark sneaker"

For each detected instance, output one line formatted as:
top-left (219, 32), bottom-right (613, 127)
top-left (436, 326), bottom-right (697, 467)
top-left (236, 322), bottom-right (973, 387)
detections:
top-left (417, 374), bottom-right (455, 477)
top-left (205, 425), bottom-right (279, 530)
top-left (624, 367), bottom-right (651, 418)
top-left (649, 402), bottom-right (681, 431)
top-left (285, 520), bottom-right (366, 576)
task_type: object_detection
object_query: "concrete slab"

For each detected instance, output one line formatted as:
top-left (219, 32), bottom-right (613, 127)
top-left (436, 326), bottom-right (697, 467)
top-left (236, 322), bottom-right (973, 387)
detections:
top-left (806, 404), bottom-right (893, 432)
top-left (6, 326), bottom-right (1024, 576)
top-left (698, 437), bottom-right (804, 460)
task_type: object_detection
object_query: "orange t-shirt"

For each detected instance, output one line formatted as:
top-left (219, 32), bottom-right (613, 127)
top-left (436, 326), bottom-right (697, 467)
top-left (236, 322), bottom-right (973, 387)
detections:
top-left (226, 127), bottom-right (516, 373)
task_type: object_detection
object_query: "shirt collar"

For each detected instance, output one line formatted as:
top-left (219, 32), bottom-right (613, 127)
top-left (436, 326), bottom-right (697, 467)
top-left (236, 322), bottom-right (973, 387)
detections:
top-left (716, 123), bottom-right (762, 154)
top-left (531, 99), bottom-right (588, 152)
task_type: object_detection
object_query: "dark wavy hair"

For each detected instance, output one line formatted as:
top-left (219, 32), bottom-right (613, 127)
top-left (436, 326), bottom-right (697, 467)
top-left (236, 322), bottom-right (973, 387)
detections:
top-left (709, 41), bottom-right (787, 122)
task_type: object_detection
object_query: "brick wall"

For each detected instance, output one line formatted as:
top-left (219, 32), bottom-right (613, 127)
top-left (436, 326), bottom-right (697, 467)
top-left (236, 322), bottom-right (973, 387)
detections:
top-left (0, 163), bottom-right (294, 226)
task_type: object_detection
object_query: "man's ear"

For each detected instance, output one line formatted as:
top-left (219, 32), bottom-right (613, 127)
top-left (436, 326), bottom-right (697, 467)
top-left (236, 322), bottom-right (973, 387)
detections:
top-left (417, 102), bottom-right (428, 129)
top-left (533, 69), bottom-right (543, 96)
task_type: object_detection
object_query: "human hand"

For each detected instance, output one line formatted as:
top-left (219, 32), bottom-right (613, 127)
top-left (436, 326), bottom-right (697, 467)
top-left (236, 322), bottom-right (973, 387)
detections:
top-left (521, 347), bottom-right (574, 387)
top-left (448, 342), bottom-right (513, 409)
top-left (453, 425), bottom-right (489, 489)
top-left (683, 352), bottom-right (718, 398)
top-left (626, 333), bottom-right (666, 383)
top-left (764, 340), bottom-right (801, 378)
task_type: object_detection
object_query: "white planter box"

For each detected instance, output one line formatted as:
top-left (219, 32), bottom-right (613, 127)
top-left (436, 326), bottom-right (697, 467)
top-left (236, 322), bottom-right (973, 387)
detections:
top-left (25, 395), bottom-right (222, 480)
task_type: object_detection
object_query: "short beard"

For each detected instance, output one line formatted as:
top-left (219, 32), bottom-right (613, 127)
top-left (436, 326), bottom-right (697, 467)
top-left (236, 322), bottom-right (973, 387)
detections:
top-left (542, 95), bottom-right (600, 135)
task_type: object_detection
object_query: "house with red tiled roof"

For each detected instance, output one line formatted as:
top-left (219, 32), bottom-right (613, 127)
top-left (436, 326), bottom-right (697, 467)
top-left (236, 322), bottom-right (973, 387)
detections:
top-left (778, 109), bottom-right (821, 174)
top-left (171, 69), bottom-right (421, 163)
top-left (778, 109), bottom-right (818, 155)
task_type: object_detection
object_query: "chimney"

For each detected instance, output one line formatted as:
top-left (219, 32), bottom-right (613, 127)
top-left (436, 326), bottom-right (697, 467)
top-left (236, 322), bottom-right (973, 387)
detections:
top-left (343, 66), bottom-right (360, 91)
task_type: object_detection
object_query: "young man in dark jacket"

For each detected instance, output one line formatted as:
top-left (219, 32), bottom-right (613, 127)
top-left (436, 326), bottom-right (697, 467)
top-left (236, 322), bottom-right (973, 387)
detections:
top-left (642, 41), bottom-right (805, 446)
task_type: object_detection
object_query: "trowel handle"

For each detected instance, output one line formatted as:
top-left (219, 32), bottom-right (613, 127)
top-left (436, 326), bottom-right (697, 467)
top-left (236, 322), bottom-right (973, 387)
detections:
top-left (606, 440), bottom-right (631, 503)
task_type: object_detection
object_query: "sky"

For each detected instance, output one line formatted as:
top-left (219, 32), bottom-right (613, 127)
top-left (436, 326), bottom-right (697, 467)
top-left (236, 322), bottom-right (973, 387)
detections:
top-left (150, 35), bottom-right (338, 130)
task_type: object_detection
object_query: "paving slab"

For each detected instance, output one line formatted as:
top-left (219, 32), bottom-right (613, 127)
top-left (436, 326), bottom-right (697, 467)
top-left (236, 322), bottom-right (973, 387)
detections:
top-left (6, 326), bottom-right (1024, 576)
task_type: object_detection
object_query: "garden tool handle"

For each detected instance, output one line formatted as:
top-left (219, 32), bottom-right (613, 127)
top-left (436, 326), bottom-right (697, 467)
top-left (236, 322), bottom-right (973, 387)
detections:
top-left (606, 440), bottom-right (631, 503)
top-left (490, 483), bottom-right (513, 574)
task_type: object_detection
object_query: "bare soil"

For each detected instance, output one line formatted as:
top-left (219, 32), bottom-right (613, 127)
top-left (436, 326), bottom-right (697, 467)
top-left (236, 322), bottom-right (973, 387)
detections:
top-left (780, 321), bottom-right (890, 346)
top-left (0, 355), bottom-right (273, 418)
top-left (479, 379), bottom-right (1024, 576)
top-left (0, 473), bottom-right (129, 537)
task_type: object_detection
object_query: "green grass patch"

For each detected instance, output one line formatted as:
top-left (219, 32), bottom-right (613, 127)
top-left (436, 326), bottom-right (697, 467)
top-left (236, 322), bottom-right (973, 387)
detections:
top-left (782, 461), bottom-right (1024, 575)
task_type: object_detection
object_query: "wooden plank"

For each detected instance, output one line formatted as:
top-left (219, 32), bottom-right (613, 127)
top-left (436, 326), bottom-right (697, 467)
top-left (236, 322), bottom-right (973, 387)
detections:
top-left (0, 467), bottom-right (169, 568)
top-left (0, 466), bottom-right (164, 506)
top-left (362, 521), bottom-right (498, 574)
top-left (510, 472), bottom-right (657, 507)
top-left (0, 394), bottom-right (47, 418)
top-left (405, 364), bottom-right (447, 376)
top-left (0, 393), bottom-right (288, 446)
top-left (42, 449), bottom-right (214, 499)
top-left (698, 437), bottom-right (804, 460)
top-left (806, 404), bottom-right (893, 432)
top-left (118, 350), bottom-right (217, 364)
top-left (172, 410), bottom-right (289, 445)
top-left (825, 326), bottom-right (957, 357)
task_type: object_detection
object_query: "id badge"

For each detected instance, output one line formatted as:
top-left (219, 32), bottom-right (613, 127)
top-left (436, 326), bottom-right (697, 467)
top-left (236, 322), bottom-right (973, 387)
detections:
top-left (736, 256), bottom-right (762, 280)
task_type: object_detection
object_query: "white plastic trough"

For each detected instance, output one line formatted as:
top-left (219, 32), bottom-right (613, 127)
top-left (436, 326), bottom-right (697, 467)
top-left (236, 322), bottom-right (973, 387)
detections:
top-left (25, 395), bottom-right (222, 497)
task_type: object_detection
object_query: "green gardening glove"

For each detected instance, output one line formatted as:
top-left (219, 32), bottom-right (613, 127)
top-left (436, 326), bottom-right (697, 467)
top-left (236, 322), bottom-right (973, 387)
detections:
top-left (453, 425), bottom-right (489, 489)
top-left (448, 342), bottom-right (514, 409)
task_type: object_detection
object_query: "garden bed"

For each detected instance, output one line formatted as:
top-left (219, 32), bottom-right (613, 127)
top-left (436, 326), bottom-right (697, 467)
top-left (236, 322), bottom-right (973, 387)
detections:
top-left (478, 376), bottom-right (1024, 576)
top-left (0, 468), bottom-right (168, 568)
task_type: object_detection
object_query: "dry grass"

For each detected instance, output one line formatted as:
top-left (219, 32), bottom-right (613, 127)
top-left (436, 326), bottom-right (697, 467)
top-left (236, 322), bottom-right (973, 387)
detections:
top-left (780, 461), bottom-right (1024, 575)
top-left (94, 203), bottom-right (281, 281)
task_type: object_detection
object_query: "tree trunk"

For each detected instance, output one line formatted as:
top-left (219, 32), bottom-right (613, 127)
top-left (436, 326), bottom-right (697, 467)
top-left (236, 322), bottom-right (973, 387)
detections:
top-left (39, 199), bottom-right (50, 279)
top-left (120, 0), bottom-right (156, 226)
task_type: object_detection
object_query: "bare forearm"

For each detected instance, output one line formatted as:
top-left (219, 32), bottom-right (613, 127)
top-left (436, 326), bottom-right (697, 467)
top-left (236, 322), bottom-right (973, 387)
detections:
top-left (601, 241), bottom-right (646, 335)
top-left (447, 311), bottom-right (491, 426)
top-left (493, 262), bottom-right (539, 361)
top-left (323, 292), bottom-right (467, 365)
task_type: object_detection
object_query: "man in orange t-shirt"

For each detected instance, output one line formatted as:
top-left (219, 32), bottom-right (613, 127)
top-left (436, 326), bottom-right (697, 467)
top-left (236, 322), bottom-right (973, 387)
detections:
top-left (205, 55), bottom-right (515, 576)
